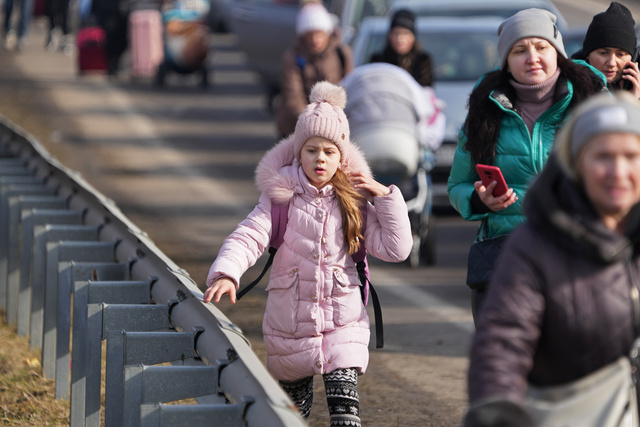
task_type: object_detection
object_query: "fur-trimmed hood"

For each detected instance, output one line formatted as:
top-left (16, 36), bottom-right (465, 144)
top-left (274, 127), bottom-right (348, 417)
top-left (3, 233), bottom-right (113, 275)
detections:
top-left (255, 134), bottom-right (372, 204)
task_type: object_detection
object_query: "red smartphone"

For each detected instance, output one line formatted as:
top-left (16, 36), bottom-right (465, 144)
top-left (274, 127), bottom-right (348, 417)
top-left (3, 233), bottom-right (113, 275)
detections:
top-left (475, 164), bottom-right (509, 197)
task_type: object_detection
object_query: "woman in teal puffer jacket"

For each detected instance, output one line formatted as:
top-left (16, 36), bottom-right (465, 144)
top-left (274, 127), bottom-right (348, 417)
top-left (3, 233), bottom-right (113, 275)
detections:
top-left (447, 8), bottom-right (606, 320)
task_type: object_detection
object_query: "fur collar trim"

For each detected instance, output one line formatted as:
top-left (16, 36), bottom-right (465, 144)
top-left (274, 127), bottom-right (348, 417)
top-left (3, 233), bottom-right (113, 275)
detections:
top-left (255, 134), bottom-right (372, 204)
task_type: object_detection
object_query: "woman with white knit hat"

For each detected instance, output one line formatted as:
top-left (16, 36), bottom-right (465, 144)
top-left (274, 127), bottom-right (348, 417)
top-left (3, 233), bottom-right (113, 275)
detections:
top-left (448, 8), bottom-right (607, 321)
top-left (276, 2), bottom-right (354, 138)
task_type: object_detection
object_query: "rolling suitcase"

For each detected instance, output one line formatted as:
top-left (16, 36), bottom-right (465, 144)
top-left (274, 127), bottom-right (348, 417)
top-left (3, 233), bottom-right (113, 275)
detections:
top-left (129, 9), bottom-right (164, 78)
top-left (76, 26), bottom-right (109, 74)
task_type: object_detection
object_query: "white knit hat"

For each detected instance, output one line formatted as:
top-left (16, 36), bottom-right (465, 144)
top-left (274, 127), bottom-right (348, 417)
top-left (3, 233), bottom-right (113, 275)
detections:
top-left (296, 3), bottom-right (334, 35)
top-left (293, 81), bottom-right (350, 161)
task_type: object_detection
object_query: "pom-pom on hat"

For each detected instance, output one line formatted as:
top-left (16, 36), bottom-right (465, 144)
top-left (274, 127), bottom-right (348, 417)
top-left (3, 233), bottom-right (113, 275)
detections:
top-left (293, 81), bottom-right (350, 161)
top-left (582, 2), bottom-right (637, 57)
top-left (497, 8), bottom-right (567, 69)
top-left (296, 3), bottom-right (334, 35)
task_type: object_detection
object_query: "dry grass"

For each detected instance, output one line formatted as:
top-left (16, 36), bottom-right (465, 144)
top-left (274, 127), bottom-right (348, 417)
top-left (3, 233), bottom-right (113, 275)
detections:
top-left (0, 314), bottom-right (68, 426)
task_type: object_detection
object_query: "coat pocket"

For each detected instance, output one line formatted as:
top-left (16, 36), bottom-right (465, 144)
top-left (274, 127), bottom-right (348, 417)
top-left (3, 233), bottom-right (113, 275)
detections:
top-left (265, 269), bottom-right (299, 334)
top-left (332, 269), bottom-right (364, 327)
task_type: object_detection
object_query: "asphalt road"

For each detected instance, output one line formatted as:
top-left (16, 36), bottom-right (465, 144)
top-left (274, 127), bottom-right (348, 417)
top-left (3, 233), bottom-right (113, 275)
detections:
top-left (0, 1), bottom-right (635, 424)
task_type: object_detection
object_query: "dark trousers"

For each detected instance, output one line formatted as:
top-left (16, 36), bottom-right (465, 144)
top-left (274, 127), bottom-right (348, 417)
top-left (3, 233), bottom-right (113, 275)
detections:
top-left (46, 0), bottom-right (70, 35)
top-left (471, 288), bottom-right (487, 326)
top-left (3, 0), bottom-right (36, 39)
top-left (95, 12), bottom-right (128, 75)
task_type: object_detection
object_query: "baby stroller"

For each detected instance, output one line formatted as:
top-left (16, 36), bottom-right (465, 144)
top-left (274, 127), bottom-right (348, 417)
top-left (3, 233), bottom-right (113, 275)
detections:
top-left (341, 63), bottom-right (446, 267)
top-left (155, 0), bottom-right (212, 88)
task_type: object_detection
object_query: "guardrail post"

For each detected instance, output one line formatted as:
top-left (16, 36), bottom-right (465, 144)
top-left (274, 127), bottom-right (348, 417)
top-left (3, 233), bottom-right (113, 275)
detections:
top-left (54, 254), bottom-right (128, 400)
top-left (139, 398), bottom-right (254, 427)
top-left (7, 195), bottom-right (66, 328)
top-left (17, 207), bottom-right (80, 336)
top-left (70, 279), bottom-right (155, 427)
top-left (122, 364), bottom-right (227, 427)
top-left (0, 184), bottom-right (55, 311)
top-left (95, 304), bottom-right (174, 427)
top-left (38, 226), bottom-right (101, 368)
top-left (42, 241), bottom-right (125, 378)
top-left (28, 222), bottom-right (92, 349)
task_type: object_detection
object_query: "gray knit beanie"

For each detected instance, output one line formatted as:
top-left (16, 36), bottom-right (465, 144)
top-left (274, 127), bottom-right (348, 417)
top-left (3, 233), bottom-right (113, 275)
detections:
top-left (497, 8), bottom-right (567, 69)
top-left (570, 92), bottom-right (640, 158)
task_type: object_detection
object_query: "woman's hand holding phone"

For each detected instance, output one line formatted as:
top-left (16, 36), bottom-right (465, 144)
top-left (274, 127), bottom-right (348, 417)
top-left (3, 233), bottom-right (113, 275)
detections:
top-left (622, 60), bottom-right (640, 98)
top-left (474, 164), bottom-right (518, 212)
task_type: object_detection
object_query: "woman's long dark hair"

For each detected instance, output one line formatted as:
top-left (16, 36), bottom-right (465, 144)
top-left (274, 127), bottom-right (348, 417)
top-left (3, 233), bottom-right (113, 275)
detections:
top-left (463, 55), bottom-right (605, 167)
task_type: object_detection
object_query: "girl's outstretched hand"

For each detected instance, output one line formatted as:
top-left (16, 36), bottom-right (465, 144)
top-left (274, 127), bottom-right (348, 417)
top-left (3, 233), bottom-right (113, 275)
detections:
top-left (348, 171), bottom-right (391, 201)
top-left (203, 277), bottom-right (237, 304)
top-left (474, 180), bottom-right (518, 212)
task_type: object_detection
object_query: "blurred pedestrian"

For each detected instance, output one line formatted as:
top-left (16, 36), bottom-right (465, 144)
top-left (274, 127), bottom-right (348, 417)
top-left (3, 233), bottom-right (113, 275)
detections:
top-left (447, 8), bottom-right (607, 320)
top-left (464, 91), bottom-right (640, 427)
top-left (91, 0), bottom-right (129, 76)
top-left (572, 2), bottom-right (640, 98)
top-left (3, 0), bottom-right (35, 51)
top-left (45, 0), bottom-right (72, 54)
top-left (370, 9), bottom-right (433, 87)
top-left (204, 81), bottom-right (412, 425)
top-left (276, 2), bottom-right (354, 138)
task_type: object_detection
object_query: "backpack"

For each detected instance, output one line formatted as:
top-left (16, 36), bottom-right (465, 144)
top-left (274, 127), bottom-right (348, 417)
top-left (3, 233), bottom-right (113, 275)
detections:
top-left (236, 200), bottom-right (384, 348)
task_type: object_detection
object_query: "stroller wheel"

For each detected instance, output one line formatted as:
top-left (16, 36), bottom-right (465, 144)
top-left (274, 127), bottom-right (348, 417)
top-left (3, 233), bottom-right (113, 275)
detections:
top-left (419, 215), bottom-right (437, 266)
top-left (407, 233), bottom-right (421, 268)
top-left (201, 67), bottom-right (209, 88)
top-left (154, 61), bottom-right (167, 87)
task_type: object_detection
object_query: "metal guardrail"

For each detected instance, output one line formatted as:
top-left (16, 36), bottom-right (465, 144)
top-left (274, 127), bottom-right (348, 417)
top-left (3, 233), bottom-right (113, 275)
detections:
top-left (0, 115), bottom-right (306, 427)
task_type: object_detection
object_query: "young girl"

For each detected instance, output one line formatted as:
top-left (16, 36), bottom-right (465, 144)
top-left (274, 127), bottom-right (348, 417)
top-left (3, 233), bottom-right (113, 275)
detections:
top-left (203, 81), bottom-right (412, 426)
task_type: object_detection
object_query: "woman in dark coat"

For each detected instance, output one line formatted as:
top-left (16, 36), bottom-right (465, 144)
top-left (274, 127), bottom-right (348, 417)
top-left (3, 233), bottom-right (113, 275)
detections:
top-left (276, 2), bottom-right (354, 137)
top-left (92, 0), bottom-right (129, 77)
top-left (571, 2), bottom-right (640, 98)
top-left (370, 9), bottom-right (432, 87)
top-left (464, 91), bottom-right (640, 426)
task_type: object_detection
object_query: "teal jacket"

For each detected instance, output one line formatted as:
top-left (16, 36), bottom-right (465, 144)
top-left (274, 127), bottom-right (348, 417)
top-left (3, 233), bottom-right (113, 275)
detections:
top-left (447, 62), bottom-right (606, 239)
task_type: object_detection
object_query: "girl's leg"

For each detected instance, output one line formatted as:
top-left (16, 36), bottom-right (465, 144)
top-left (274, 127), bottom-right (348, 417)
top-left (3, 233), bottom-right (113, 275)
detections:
top-left (279, 376), bottom-right (314, 419)
top-left (323, 367), bottom-right (361, 427)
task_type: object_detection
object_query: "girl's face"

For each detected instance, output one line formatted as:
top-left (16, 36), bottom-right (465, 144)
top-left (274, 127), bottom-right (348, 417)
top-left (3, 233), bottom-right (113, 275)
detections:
top-left (507, 37), bottom-right (558, 85)
top-left (300, 137), bottom-right (341, 189)
top-left (388, 27), bottom-right (415, 56)
top-left (578, 132), bottom-right (640, 231)
top-left (587, 47), bottom-right (632, 83)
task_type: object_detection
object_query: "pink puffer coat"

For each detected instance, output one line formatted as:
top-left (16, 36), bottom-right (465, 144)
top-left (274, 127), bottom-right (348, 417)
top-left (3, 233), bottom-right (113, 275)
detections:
top-left (208, 135), bottom-right (412, 381)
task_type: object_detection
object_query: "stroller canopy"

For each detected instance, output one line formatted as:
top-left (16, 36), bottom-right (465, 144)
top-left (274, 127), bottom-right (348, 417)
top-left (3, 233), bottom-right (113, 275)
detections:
top-left (341, 63), bottom-right (442, 150)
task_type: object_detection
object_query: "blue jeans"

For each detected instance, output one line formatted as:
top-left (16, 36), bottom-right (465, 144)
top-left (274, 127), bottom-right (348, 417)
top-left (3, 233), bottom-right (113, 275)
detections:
top-left (4, 0), bottom-right (35, 39)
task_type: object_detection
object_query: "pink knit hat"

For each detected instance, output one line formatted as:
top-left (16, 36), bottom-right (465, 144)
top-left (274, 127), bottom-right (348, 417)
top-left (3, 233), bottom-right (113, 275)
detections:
top-left (293, 81), bottom-right (350, 161)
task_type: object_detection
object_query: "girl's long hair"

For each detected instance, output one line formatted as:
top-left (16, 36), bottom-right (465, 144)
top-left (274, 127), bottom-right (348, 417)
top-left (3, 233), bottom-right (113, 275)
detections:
top-left (330, 168), bottom-right (365, 255)
top-left (463, 55), bottom-right (605, 167)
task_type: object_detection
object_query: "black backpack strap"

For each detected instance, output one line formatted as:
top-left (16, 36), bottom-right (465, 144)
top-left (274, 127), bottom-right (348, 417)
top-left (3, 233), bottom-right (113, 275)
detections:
top-left (336, 45), bottom-right (346, 75)
top-left (356, 260), bottom-right (383, 349)
top-left (236, 246), bottom-right (277, 300)
top-left (237, 201), bottom-right (289, 300)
